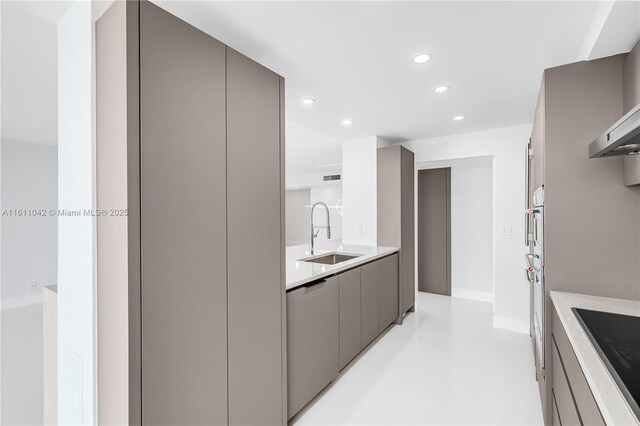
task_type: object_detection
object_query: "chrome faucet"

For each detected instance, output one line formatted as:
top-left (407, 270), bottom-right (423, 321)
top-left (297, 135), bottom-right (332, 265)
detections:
top-left (310, 201), bottom-right (331, 255)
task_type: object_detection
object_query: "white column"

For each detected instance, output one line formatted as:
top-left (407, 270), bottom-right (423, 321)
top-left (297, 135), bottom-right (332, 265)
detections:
top-left (57, 2), bottom-right (95, 423)
top-left (341, 136), bottom-right (390, 245)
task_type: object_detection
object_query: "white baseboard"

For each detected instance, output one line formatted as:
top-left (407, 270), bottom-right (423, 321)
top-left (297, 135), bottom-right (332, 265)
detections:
top-left (451, 288), bottom-right (494, 303)
top-left (1, 294), bottom-right (43, 310)
top-left (493, 315), bottom-right (529, 334)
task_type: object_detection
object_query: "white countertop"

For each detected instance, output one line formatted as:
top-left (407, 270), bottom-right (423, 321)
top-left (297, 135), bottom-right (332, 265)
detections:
top-left (286, 241), bottom-right (399, 291)
top-left (550, 291), bottom-right (640, 425)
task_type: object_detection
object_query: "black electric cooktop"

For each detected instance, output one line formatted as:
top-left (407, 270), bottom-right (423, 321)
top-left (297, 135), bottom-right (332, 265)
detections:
top-left (572, 308), bottom-right (640, 419)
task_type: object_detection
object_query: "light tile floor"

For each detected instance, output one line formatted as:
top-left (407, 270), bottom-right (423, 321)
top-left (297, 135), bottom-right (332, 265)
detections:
top-left (293, 292), bottom-right (543, 425)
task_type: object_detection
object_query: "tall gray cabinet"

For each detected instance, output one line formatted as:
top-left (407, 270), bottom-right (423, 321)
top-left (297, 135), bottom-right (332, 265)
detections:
top-left (528, 52), bottom-right (640, 425)
top-left (96, 2), bottom-right (286, 424)
top-left (377, 146), bottom-right (415, 318)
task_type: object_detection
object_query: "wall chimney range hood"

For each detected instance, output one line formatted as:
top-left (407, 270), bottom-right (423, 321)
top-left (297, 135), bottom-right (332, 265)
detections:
top-left (589, 103), bottom-right (640, 158)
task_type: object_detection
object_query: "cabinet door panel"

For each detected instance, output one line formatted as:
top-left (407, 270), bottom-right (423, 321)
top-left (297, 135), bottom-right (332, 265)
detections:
top-left (339, 268), bottom-right (361, 369)
top-left (227, 47), bottom-right (285, 425)
top-left (400, 147), bottom-right (415, 314)
top-left (378, 254), bottom-right (399, 330)
top-left (552, 337), bottom-right (581, 426)
top-left (552, 311), bottom-right (605, 425)
top-left (361, 262), bottom-right (379, 348)
top-left (287, 279), bottom-right (339, 419)
top-left (140, 2), bottom-right (227, 424)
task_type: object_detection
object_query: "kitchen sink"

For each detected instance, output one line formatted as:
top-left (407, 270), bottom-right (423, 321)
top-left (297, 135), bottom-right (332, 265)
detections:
top-left (299, 252), bottom-right (362, 265)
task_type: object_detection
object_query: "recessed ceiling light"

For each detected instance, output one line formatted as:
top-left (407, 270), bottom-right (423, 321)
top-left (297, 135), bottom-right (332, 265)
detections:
top-left (301, 98), bottom-right (316, 105)
top-left (434, 86), bottom-right (449, 93)
top-left (453, 115), bottom-right (465, 121)
top-left (412, 54), bottom-right (431, 64)
top-left (342, 119), bottom-right (354, 126)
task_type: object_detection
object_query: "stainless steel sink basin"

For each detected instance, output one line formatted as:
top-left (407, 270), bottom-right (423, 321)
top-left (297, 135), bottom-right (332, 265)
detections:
top-left (299, 252), bottom-right (362, 265)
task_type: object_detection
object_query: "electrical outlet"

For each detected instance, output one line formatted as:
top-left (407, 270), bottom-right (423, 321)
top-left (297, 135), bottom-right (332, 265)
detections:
top-left (499, 225), bottom-right (512, 235)
top-left (356, 224), bottom-right (362, 234)
top-left (27, 281), bottom-right (39, 293)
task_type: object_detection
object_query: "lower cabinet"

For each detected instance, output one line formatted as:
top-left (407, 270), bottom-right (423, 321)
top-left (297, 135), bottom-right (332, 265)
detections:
top-left (361, 262), bottom-right (380, 348)
top-left (378, 254), bottom-right (399, 329)
top-left (551, 338), bottom-right (581, 426)
top-left (551, 307), bottom-right (605, 426)
top-left (287, 254), bottom-right (400, 419)
top-left (552, 390), bottom-right (561, 426)
top-left (287, 277), bottom-right (339, 419)
top-left (339, 268), bottom-right (362, 370)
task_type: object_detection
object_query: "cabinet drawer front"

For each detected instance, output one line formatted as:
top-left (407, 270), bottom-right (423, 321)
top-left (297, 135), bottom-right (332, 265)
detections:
top-left (552, 338), bottom-right (582, 426)
top-left (552, 311), bottom-right (605, 425)
top-left (339, 268), bottom-right (362, 370)
top-left (287, 278), bottom-right (339, 418)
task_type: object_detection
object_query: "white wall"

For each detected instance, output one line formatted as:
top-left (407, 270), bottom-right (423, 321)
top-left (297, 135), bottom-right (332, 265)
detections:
top-left (286, 189), bottom-right (311, 246)
top-left (400, 124), bottom-right (531, 333)
top-left (310, 185), bottom-right (343, 243)
top-left (342, 136), bottom-right (389, 245)
top-left (57, 2), bottom-right (95, 423)
top-left (419, 157), bottom-right (493, 303)
top-left (1, 304), bottom-right (44, 425)
top-left (286, 120), bottom-right (342, 183)
top-left (1, 140), bottom-right (58, 308)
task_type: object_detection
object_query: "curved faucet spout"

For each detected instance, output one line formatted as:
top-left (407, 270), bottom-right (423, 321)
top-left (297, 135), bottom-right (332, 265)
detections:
top-left (310, 201), bottom-right (332, 254)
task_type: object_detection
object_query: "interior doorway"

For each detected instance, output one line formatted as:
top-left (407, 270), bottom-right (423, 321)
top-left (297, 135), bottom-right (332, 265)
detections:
top-left (418, 168), bottom-right (452, 295)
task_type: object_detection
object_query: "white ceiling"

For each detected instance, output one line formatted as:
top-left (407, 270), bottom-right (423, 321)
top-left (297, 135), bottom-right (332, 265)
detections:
top-left (156, 0), bottom-right (639, 143)
top-left (1, 1), bottom-right (637, 151)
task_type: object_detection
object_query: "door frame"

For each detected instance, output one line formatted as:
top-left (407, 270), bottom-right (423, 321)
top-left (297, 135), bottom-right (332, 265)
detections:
top-left (417, 167), bottom-right (451, 295)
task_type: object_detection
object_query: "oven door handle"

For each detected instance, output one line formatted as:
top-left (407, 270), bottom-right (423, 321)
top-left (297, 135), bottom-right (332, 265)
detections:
top-left (525, 253), bottom-right (535, 265)
top-left (525, 268), bottom-right (535, 284)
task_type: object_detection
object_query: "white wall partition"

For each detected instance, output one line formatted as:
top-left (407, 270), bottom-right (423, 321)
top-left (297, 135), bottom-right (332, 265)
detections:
top-left (1, 140), bottom-right (58, 308)
top-left (342, 136), bottom-right (390, 245)
top-left (57, 2), bottom-right (95, 422)
top-left (286, 189), bottom-right (311, 246)
top-left (400, 124), bottom-right (531, 333)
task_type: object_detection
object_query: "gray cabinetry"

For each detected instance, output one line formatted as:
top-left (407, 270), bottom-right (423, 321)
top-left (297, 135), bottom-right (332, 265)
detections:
top-left (96, 2), bottom-right (285, 424)
top-left (529, 53), bottom-right (640, 424)
top-left (378, 146), bottom-right (415, 318)
top-left (552, 309), bottom-right (604, 426)
top-left (339, 268), bottom-right (362, 370)
top-left (287, 278), bottom-right (340, 420)
top-left (361, 261), bottom-right (380, 348)
top-left (139, 2), bottom-right (228, 423)
top-left (378, 254), bottom-right (399, 330)
top-left (551, 338), bottom-right (581, 426)
top-left (226, 47), bottom-right (285, 425)
top-left (286, 254), bottom-right (400, 419)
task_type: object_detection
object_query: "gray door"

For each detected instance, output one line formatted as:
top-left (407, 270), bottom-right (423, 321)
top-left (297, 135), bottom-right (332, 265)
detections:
top-left (418, 168), bottom-right (451, 295)
top-left (287, 278), bottom-right (339, 419)
top-left (226, 47), bottom-right (285, 425)
top-left (339, 268), bottom-right (361, 369)
top-left (140, 2), bottom-right (227, 424)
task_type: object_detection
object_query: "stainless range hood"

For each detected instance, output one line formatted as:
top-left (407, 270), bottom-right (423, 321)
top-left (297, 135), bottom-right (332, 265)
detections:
top-left (589, 103), bottom-right (640, 158)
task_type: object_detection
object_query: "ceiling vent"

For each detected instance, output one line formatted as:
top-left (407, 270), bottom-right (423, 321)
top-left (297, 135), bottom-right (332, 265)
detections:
top-left (323, 174), bottom-right (341, 182)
